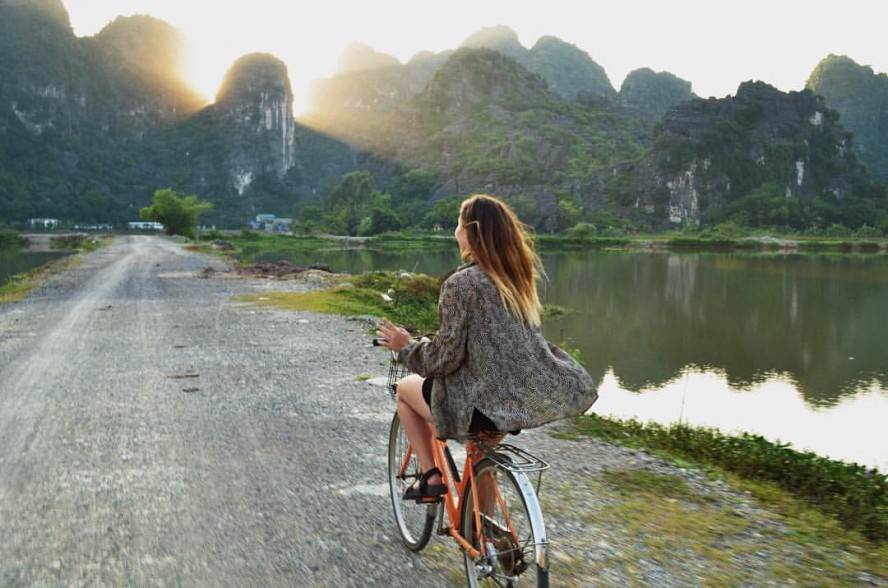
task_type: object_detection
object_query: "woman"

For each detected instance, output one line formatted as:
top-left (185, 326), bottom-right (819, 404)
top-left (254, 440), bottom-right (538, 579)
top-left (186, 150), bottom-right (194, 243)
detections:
top-left (376, 194), bottom-right (597, 501)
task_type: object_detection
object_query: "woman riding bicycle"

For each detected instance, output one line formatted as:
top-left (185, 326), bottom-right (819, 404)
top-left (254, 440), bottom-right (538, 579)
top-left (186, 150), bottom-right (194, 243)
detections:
top-left (376, 194), bottom-right (598, 501)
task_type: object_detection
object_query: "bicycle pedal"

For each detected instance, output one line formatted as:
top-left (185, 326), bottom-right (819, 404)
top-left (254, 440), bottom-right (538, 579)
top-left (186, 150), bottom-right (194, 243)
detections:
top-left (414, 495), bottom-right (443, 504)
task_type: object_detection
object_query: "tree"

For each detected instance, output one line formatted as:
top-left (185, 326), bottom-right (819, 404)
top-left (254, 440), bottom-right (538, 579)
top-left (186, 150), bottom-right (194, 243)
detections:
top-left (365, 194), bottom-right (401, 235)
top-left (139, 188), bottom-right (212, 239)
top-left (327, 171), bottom-right (375, 236)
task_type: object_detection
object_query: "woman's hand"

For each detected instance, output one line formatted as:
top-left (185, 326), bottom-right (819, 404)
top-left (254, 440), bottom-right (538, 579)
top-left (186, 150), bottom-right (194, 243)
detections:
top-left (375, 317), bottom-right (411, 352)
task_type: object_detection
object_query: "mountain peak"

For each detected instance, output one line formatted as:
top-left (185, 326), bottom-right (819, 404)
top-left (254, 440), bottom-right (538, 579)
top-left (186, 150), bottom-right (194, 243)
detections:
top-left (460, 25), bottom-right (524, 60)
top-left (93, 15), bottom-right (188, 81)
top-left (1, 0), bottom-right (71, 30)
top-left (336, 42), bottom-right (401, 74)
top-left (216, 52), bottom-right (293, 106)
top-left (420, 47), bottom-right (550, 116)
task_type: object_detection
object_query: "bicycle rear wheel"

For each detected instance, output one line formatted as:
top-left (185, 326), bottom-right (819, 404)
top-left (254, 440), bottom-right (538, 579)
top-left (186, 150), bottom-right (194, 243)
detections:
top-left (460, 458), bottom-right (549, 587)
top-left (387, 412), bottom-right (437, 551)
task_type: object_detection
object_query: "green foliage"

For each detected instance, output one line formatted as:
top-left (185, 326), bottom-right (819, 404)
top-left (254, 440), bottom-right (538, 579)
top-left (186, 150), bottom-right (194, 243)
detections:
top-left (807, 55), bottom-right (888, 185)
top-left (564, 414), bottom-right (887, 543)
top-left (666, 237), bottom-right (741, 250)
top-left (353, 271), bottom-right (442, 333)
top-left (50, 234), bottom-right (100, 251)
top-left (0, 229), bottom-right (23, 248)
top-left (712, 182), bottom-right (804, 228)
top-left (327, 171), bottom-right (375, 236)
top-left (364, 193), bottom-right (402, 235)
top-left (242, 271), bottom-right (442, 335)
top-left (421, 197), bottom-right (462, 229)
top-left (139, 188), bottom-right (212, 239)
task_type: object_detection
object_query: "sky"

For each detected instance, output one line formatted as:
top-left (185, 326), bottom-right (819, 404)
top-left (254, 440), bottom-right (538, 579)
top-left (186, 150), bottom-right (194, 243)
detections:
top-left (61, 0), bottom-right (888, 115)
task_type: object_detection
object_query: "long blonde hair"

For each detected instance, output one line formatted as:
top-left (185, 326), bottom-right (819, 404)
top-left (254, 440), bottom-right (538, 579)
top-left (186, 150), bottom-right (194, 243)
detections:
top-left (459, 194), bottom-right (543, 327)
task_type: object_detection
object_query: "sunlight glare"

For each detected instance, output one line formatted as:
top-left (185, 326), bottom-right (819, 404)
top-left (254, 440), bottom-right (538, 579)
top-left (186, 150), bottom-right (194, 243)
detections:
top-left (593, 368), bottom-right (887, 470)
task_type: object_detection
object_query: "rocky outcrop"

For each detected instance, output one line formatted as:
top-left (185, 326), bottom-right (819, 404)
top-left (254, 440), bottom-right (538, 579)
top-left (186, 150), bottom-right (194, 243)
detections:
top-left (619, 68), bottom-right (694, 119)
top-left (461, 26), bottom-right (616, 102)
top-left (215, 53), bottom-right (297, 188)
top-left (631, 81), bottom-right (873, 225)
top-left (807, 54), bottom-right (888, 184)
top-left (529, 36), bottom-right (616, 102)
top-left (87, 15), bottom-right (205, 124)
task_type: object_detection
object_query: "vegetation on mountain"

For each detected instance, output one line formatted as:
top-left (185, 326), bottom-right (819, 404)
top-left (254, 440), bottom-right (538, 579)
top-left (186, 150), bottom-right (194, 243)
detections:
top-left (1, 2), bottom-right (887, 238)
top-left (619, 67), bottom-right (695, 119)
top-left (807, 54), bottom-right (888, 185)
top-left (633, 82), bottom-right (888, 232)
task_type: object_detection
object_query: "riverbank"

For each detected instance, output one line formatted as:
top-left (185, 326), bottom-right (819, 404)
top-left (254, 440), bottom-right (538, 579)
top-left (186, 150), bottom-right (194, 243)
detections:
top-left (220, 257), bottom-right (886, 584)
top-left (206, 229), bottom-right (888, 263)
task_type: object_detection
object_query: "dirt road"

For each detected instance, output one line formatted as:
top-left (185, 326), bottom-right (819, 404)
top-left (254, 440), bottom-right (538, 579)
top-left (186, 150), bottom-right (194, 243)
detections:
top-left (0, 236), bottom-right (427, 586)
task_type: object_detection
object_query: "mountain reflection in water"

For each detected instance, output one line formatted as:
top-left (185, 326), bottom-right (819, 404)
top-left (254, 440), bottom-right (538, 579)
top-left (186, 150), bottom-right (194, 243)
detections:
top-left (257, 247), bottom-right (888, 469)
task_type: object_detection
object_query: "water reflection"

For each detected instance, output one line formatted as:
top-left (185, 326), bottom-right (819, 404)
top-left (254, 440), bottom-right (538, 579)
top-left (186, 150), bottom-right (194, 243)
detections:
top-left (595, 368), bottom-right (887, 470)
top-left (0, 250), bottom-right (68, 286)
top-left (542, 251), bottom-right (888, 407)
top-left (259, 245), bottom-right (888, 467)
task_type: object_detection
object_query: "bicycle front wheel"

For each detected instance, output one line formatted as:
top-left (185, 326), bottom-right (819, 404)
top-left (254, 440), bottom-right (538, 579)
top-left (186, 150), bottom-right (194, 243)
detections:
top-left (387, 411), bottom-right (437, 551)
top-left (460, 457), bottom-right (549, 587)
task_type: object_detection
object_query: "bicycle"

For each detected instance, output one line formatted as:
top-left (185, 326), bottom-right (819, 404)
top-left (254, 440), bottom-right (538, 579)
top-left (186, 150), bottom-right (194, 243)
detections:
top-left (379, 348), bottom-right (551, 586)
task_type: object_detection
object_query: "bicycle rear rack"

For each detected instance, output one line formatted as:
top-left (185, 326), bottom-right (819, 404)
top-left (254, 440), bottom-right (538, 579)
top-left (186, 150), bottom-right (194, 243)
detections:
top-left (485, 443), bottom-right (549, 496)
top-left (487, 444), bottom-right (549, 474)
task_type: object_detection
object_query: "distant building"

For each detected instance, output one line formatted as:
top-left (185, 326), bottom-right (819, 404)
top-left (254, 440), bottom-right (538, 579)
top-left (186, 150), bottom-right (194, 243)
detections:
top-left (250, 214), bottom-right (292, 233)
top-left (28, 218), bottom-right (59, 229)
top-left (128, 221), bottom-right (164, 231)
top-left (74, 223), bottom-right (113, 231)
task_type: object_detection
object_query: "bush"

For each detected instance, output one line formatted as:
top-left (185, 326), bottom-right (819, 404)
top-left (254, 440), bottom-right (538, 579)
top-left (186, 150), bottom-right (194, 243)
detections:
top-left (0, 229), bottom-right (23, 248)
top-left (567, 415), bottom-right (886, 543)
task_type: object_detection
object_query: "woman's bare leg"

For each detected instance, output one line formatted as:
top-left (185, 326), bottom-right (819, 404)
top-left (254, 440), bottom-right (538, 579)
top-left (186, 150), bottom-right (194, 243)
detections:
top-left (396, 375), bottom-right (442, 487)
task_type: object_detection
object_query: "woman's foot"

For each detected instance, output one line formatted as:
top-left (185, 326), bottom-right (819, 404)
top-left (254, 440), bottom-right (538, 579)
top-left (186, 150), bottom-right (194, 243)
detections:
top-left (404, 467), bottom-right (447, 501)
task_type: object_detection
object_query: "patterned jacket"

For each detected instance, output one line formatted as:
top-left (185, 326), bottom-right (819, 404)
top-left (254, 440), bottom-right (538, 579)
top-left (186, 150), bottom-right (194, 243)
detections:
top-left (398, 263), bottom-right (598, 441)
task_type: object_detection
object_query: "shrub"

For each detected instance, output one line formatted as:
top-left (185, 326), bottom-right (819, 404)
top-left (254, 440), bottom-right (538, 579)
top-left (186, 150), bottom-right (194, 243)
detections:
top-left (0, 229), bottom-right (23, 248)
top-left (566, 415), bottom-right (886, 543)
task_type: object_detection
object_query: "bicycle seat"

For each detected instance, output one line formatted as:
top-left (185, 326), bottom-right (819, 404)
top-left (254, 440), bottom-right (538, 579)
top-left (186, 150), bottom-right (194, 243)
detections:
top-left (467, 430), bottom-right (509, 447)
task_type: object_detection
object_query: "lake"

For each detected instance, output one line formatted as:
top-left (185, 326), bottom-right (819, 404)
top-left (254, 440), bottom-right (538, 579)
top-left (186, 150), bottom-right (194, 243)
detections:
top-left (0, 250), bottom-right (68, 287)
top-left (256, 245), bottom-right (888, 471)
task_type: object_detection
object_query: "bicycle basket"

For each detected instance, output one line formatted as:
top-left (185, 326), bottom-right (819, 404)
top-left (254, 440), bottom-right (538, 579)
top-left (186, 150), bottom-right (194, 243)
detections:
top-left (385, 351), bottom-right (411, 399)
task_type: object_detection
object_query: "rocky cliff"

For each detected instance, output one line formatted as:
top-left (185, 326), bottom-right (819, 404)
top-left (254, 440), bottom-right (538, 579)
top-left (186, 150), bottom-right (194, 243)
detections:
top-left (807, 55), bottom-right (888, 185)
top-left (1, 1), bottom-right (884, 231)
top-left (214, 53), bottom-right (297, 186)
top-left (619, 68), bottom-right (695, 119)
top-left (631, 81), bottom-right (880, 226)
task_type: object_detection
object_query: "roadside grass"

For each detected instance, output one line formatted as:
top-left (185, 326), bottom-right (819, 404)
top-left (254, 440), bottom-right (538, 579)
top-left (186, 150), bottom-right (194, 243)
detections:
top-left (235, 269), bottom-right (571, 337)
top-left (1, 234), bottom-right (107, 305)
top-left (555, 414), bottom-right (886, 543)
top-left (235, 271), bottom-right (442, 335)
top-left (0, 255), bottom-right (82, 305)
top-left (49, 233), bottom-right (105, 252)
top-left (0, 273), bottom-right (33, 304)
top-left (550, 415), bottom-right (886, 581)
top-left (540, 466), bottom-right (885, 586)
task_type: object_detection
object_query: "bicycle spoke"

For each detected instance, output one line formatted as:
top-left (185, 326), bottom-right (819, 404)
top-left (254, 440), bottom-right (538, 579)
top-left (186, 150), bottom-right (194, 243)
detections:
top-left (462, 458), bottom-right (548, 586)
top-left (388, 412), bottom-right (436, 551)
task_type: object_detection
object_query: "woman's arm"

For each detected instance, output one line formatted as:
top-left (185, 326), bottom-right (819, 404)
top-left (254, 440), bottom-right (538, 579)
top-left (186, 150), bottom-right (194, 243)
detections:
top-left (376, 270), bottom-right (474, 377)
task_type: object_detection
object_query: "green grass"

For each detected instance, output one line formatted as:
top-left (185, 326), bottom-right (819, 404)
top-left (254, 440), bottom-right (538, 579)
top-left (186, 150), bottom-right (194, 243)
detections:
top-left (0, 255), bottom-right (80, 305)
top-left (235, 271), bottom-right (443, 334)
top-left (555, 414), bottom-right (886, 544)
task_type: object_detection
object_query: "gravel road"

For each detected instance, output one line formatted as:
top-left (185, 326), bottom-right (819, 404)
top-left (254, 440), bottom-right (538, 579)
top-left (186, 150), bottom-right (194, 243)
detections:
top-left (0, 236), bottom-right (882, 587)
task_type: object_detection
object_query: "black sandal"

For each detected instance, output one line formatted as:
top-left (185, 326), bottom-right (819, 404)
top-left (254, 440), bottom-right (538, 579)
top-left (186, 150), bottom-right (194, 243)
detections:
top-left (404, 467), bottom-right (447, 501)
